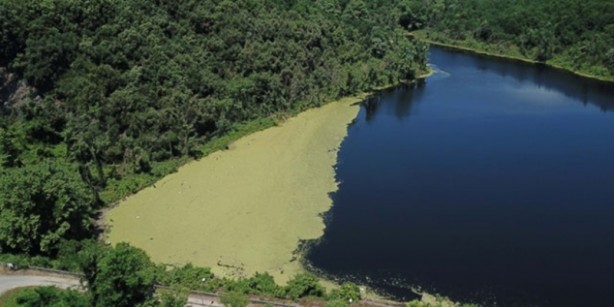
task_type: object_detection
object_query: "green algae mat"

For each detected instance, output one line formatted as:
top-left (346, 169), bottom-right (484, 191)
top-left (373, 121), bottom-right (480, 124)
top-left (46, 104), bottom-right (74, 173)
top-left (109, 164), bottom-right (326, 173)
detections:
top-left (105, 96), bottom-right (363, 283)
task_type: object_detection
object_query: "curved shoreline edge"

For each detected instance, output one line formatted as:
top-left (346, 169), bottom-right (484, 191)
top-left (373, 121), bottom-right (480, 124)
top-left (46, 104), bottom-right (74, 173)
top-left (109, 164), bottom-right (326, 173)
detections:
top-left (409, 31), bottom-right (614, 83)
top-left (105, 93), bottom-right (370, 284)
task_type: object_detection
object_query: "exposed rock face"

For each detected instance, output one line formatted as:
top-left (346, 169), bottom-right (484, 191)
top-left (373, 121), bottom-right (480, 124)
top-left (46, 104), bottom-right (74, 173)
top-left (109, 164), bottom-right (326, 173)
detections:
top-left (0, 67), bottom-right (38, 111)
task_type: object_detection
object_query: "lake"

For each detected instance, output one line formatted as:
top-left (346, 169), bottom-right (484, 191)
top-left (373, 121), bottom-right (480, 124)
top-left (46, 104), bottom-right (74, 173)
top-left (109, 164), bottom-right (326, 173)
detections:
top-left (306, 47), bottom-right (614, 307)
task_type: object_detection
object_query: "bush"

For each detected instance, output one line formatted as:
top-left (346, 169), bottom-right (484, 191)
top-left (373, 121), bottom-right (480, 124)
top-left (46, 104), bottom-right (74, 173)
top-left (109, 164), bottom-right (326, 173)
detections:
top-left (6, 286), bottom-right (89, 307)
top-left (328, 282), bottom-right (361, 302)
top-left (247, 272), bottom-right (283, 297)
top-left (159, 263), bottom-right (215, 291)
top-left (221, 278), bottom-right (251, 294)
top-left (157, 286), bottom-right (189, 307)
top-left (220, 291), bottom-right (249, 307)
top-left (284, 273), bottom-right (325, 300)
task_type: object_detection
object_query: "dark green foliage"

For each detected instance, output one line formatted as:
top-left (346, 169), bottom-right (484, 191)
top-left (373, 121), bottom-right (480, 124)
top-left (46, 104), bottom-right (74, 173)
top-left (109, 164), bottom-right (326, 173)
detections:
top-left (0, 126), bottom-right (25, 168)
top-left (0, 0), bottom-right (428, 187)
top-left (13, 29), bottom-right (78, 91)
top-left (328, 282), bottom-right (361, 302)
top-left (0, 1), bottom-right (475, 303)
top-left (0, 161), bottom-right (96, 255)
top-left (247, 272), bottom-right (283, 297)
top-left (7, 286), bottom-right (90, 307)
top-left (81, 242), bottom-right (159, 307)
top-left (284, 273), bottom-right (326, 300)
top-left (55, 239), bottom-right (97, 272)
top-left (0, 1), bottom-right (428, 254)
top-left (403, 0), bottom-right (614, 79)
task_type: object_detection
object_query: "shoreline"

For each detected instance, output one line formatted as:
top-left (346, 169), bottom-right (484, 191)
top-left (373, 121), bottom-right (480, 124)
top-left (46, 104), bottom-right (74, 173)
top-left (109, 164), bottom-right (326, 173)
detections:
top-left (102, 73), bottom-right (431, 292)
top-left (100, 68), bottom-right (432, 207)
top-left (105, 91), bottom-right (371, 284)
top-left (409, 31), bottom-right (614, 83)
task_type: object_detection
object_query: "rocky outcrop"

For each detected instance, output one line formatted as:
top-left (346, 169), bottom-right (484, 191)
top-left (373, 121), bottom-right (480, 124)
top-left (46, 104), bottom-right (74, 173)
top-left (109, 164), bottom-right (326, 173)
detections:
top-left (0, 67), bottom-right (38, 111)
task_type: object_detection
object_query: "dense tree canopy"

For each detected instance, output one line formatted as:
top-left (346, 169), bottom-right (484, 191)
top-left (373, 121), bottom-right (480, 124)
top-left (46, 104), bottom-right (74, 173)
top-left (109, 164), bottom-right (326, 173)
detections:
top-left (81, 242), bottom-right (158, 307)
top-left (3, 1), bottom-right (610, 305)
top-left (1, 0), bottom-right (427, 173)
top-left (399, 0), bottom-right (614, 79)
top-left (0, 160), bottom-right (96, 255)
top-left (0, 0), bottom-right (428, 257)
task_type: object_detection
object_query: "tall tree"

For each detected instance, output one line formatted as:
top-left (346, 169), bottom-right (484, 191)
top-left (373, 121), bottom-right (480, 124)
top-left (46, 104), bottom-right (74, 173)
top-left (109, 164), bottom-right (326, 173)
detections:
top-left (0, 160), bottom-right (96, 255)
top-left (83, 243), bottom-right (158, 307)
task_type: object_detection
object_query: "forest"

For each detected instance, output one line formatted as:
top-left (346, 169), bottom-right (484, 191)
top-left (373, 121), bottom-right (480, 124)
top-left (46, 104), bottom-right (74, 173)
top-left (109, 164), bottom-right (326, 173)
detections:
top-left (400, 0), bottom-right (614, 80)
top-left (0, 0), bottom-right (427, 258)
top-left (0, 0), bottom-right (427, 305)
top-left (1, 0), bottom-right (612, 305)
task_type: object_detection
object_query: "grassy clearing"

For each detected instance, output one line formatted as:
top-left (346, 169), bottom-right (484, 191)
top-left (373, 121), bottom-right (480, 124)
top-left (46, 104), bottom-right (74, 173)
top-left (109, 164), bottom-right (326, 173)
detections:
top-left (411, 30), bottom-right (614, 82)
top-left (105, 95), bottom-right (366, 284)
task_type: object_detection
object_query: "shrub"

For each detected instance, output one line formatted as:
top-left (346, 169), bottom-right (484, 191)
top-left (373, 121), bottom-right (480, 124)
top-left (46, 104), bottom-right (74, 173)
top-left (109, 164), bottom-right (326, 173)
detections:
top-left (247, 272), bottom-right (282, 296)
top-left (160, 263), bottom-right (215, 291)
top-left (8, 286), bottom-right (89, 307)
top-left (328, 282), bottom-right (361, 302)
top-left (157, 286), bottom-right (189, 307)
top-left (220, 291), bottom-right (249, 307)
top-left (284, 273), bottom-right (325, 300)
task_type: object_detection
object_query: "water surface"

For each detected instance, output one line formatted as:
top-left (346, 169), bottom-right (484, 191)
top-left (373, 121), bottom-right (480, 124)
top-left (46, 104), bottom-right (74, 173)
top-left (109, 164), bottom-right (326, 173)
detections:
top-left (306, 47), bottom-right (614, 307)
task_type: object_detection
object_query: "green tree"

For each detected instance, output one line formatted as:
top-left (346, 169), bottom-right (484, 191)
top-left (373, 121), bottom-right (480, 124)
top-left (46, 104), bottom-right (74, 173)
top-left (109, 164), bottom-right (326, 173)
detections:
top-left (328, 282), bottom-right (361, 302)
top-left (0, 0), bottom-right (431, 254)
top-left (0, 160), bottom-right (96, 255)
top-left (13, 28), bottom-right (78, 91)
top-left (284, 273), bottom-right (325, 300)
top-left (343, 0), bottom-right (368, 20)
top-left (84, 243), bottom-right (158, 307)
top-left (0, 126), bottom-right (25, 168)
top-left (9, 286), bottom-right (90, 307)
top-left (247, 272), bottom-right (281, 296)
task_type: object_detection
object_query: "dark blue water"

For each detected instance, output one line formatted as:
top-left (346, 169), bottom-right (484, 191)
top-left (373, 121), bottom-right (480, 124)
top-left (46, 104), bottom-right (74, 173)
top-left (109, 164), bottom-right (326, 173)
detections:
top-left (306, 47), bottom-right (614, 307)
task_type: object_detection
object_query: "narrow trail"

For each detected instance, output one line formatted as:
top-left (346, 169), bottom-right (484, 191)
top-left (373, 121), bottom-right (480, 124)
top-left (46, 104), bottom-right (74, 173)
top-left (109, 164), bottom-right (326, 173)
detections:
top-left (0, 270), bottom-right (296, 307)
top-left (0, 274), bottom-right (81, 294)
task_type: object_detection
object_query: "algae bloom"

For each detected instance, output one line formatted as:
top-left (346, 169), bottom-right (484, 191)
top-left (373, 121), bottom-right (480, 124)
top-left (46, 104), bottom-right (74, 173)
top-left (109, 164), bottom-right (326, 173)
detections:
top-left (106, 96), bottom-right (363, 283)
